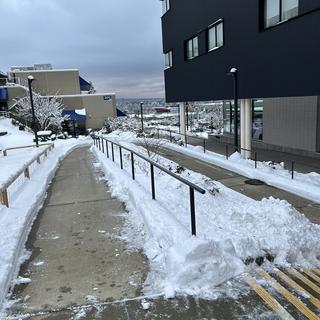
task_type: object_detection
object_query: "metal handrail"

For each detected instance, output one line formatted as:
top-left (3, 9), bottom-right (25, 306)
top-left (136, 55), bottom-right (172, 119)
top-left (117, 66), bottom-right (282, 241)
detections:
top-left (2, 143), bottom-right (53, 157)
top-left (155, 128), bottom-right (208, 153)
top-left (156, 130), bottom-right (320, 178)
top-left (93, 135), bottom-right (206, 236)
top-left (157, 128), bottom-right (207, 141)
top-left (0, 143), bottom-right (54, 207)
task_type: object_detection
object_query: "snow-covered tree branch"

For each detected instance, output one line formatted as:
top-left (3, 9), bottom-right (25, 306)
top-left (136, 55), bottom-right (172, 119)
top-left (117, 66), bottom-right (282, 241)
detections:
top-left (13, 92), bottom-right (69, 131)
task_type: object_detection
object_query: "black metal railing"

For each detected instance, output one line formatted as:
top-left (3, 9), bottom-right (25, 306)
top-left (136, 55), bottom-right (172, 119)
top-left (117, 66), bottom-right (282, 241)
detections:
top-left (155, 128), bottom-right (207, 153)
top-left (92, 135), bottom-right (206, 236)
top-left (154, 129), bottom-right (320, 180)
top-left (229, 145), bottom-right (320, 179)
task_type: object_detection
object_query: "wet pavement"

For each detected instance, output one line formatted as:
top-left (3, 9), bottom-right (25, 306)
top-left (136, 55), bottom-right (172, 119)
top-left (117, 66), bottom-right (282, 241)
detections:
top-left (3, 147), bottom-right (320, 319)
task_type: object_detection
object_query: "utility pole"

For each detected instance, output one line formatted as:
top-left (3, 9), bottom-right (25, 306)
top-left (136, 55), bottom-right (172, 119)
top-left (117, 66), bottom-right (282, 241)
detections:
top-left (228, 68), bottom-right (239, 149)
top-left (27, 75), bottom-right (39, 147)
top-left (140, 102), bottom-right (144, 132)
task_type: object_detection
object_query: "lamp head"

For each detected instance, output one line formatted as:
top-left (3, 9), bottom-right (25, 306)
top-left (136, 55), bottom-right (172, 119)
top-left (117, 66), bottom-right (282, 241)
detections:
top-left (229, 68), bottom-right (237, 74)
top-left (27, 75), bottom-right (35, 82)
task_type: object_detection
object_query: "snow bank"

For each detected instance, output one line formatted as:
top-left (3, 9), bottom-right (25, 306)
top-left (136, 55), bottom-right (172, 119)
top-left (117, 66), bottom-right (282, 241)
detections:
top-left (93, 137), bottom-right (320, 299)
top-left (0, 118), bottom-right (33, 150)
top-left (0, 119), bottom-right (92, 310)
top-left (162, 138), bottom-right (320, 204)
top-left (105, 130), bottom-right (320, 203)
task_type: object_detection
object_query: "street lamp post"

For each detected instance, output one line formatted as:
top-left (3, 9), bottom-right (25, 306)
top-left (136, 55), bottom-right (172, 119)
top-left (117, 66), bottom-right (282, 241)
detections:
top-left (228, 68), bottom-right (239, 149)
top-left (27, 75), bottom-right (39, 147)
top-left (140, 102), bottom-right (144, 132)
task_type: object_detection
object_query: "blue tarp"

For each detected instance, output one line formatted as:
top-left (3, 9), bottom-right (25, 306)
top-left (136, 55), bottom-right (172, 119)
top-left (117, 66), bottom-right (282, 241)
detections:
top-left (117, 109), bottom-right (127, 117)
top-left (62, 110), bottom-right (86, 121)
top-left (0, 88), bottom-right (8, 101)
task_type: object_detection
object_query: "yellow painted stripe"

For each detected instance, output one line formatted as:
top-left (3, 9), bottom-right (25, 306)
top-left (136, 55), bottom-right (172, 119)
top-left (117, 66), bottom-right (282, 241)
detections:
top-left (287, 268), bottom-right (320, 294)
top-left (258, 269), bottom-right (320, 320)
top-left (275, 269), bottom-right (320, 309)
top-left (304, 269), bottom-right (320, 283)
top-left (244, 275), bottom-right (295, 320)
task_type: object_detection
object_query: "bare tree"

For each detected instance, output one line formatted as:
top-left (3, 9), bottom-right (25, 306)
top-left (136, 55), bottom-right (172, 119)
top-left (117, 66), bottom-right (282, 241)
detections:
top-left (138, 133), bottom-right (165, 161)
top-left (14, 92), bottom-right (69, 131)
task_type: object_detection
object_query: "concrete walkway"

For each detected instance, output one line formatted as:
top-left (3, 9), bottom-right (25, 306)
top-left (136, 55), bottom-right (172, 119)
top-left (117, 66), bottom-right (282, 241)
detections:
top-left (5, 147), bottom-right (277, 320)
top-left (5, 148), bottom-right (149, 318)
top-left (5, 147), bottom-right (320, 319)
top-left (156, 146), bottom-right (320, 225)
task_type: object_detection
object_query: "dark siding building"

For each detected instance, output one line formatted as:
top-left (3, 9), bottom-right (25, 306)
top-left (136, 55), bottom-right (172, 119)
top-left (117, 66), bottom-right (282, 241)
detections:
top-left (161, 0), bottom-right (320, 155)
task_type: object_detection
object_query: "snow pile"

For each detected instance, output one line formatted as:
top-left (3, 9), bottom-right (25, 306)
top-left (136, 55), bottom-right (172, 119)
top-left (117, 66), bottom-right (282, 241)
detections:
top-left (0, 118), bottom-right (92, 310)
top-left (105, 130), bottom-right (320, 203)
top-left (93, 137), bottom-right (320, 298)
top-left (162, 136), bottom-right (320, 204)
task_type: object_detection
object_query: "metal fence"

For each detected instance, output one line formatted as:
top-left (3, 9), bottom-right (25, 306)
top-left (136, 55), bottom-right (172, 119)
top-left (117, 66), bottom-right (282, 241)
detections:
top-left (93, 135), bottom-right (206, 236)
top-left (154, 128), bottom-right (207, 153)
top-left (154, 128), bottom-right (320, 179)
top-left (0, 143), bottom-right (55, 208)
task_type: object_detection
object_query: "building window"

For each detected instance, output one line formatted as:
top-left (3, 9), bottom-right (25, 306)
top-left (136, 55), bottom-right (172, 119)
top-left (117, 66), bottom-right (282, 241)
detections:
top-left (162, 0), bottom-right (170, 15)
top-left (186, 36), bottom-right (199, 60)
top-left (223, 100), bottom-right (240, 135)
top-left (252, 99), bottom-right (263, 140)
top-left (165, 50), bottom-right (173, 69)
top-left (264, 0), bottom-right (299, 28)
top-left (208, 20), bottom-right (224, 51)
top-left (223, 101), bottom-right (232, 134)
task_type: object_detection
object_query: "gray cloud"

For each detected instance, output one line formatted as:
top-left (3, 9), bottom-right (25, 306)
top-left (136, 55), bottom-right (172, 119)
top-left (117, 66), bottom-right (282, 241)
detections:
top-left (0, 0), bottom-right (165, 98)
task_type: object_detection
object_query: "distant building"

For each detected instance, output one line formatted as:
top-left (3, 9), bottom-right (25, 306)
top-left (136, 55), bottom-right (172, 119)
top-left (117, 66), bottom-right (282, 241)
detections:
top-left (1, 64), bottom-right (116, 131)
top-left (161, 1), bottom-right (320, 156)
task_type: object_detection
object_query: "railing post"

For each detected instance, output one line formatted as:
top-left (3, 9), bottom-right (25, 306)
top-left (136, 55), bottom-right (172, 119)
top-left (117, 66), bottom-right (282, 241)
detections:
top-left (254, 152), bottom-right (257, 169)
top-left (169, 130), bottom-right (172, 143)
top-left (185, 133), bottom-right (188, 148)
top-left (157, 129), bottom-right (160, 140)
top-left (3, 150), bottom-right (7, 157)
top-left (111, 143), bottom-right (115, 162)
top-left (203, 139), bottom-right (206, 153)
top-left (1, 189), bottom-right (9, 208)
top-left (150, 164), bottom-right (155, 200)
top-left (106, 140), bottom-right (109, 158)
top-left (189, 187), bottom-right (196, 236)
top-left (119, 147), bottom-right (123, 169)
top-left (291, 161), bottom-right (294, 179)
top-left (131, 152), bottom-right (135, 180)
top-left (226, 144), bottom-right (229, 160)
top-left (98, 137), bottom-right (101, 151)
top-left (102, 138), bottom-right (105, 153)
top-left (24, 167), bottom-right (30, 179)
top-left (37, 156), bottom-right (40, 164)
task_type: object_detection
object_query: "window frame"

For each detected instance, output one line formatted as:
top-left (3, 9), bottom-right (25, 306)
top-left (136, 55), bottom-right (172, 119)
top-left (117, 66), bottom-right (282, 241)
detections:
top-left (164, 50), bottom-right (173, 70)
top-left (162, 0), bottom-right (170, 15)
top-left (207, 19), bottom-right (224, 52)
top-left (185, 36), bottom-right (199, 61)
top-left (263, 0), bottom-right (299, 29)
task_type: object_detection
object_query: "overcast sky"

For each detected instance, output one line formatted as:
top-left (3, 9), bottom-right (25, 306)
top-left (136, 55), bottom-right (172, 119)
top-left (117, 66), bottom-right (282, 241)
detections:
top-left (0, 0), bottom-right (164, 98)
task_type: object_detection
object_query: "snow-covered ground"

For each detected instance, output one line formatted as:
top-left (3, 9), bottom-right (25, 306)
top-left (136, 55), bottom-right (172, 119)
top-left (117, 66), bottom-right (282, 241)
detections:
top-left (0, 118), bottom-right (91, 309)
top-left (94, 131), bottom-right (320, 299)
top-left (164, 140), bottom-right (320, 204)
top-left (131, 128), bottom-right (320, 204)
